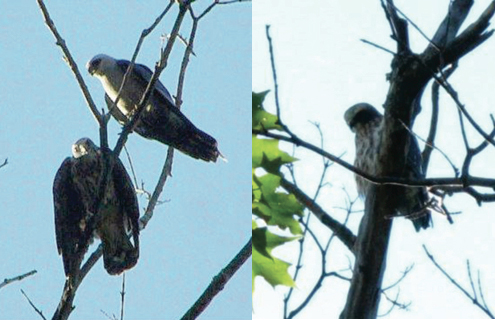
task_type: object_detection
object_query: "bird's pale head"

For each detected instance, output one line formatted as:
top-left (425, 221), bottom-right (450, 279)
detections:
top-left (344, 103), bottom-right (382, 132)
top-left (86, 54), bottom-right (115, 77)
top-left (72, 138), bottom-right (99, 158)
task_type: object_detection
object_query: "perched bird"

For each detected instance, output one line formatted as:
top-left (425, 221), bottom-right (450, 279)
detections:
top-left (86, 54), bottom-right (220, 162)
top-left (53, 138), bottom-right (140, 278)
top-left (344, 103), bottom-right (431, 231)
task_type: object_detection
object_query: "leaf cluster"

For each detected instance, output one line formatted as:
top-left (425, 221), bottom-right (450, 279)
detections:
top-left (252, 91), bottom-right (304, 292)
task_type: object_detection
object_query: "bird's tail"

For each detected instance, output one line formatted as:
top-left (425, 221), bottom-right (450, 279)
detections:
top-left (101, 234), bottom-right (139, 276)
top-left (164, 127), bottom-right (221, 162)
top-left (411, 209), bottom-right (431, 232)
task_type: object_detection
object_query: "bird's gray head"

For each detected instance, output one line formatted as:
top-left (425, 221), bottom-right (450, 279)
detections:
top-left (86, 54), bottom-right (114, 76)
top-left (344, 103), bottom-right (382, 131)
top-left (72, 138), bottom-right (99, 158)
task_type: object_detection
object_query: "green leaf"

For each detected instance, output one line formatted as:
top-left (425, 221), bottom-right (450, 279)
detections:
top-left (252, 91), bottom-right (282, 131)
top-left (252, 173), bottom-right (304, 235)
top-left (252, 136), bottom-right (297, 173)
top-left (252, 227), bottom-right (298, 292)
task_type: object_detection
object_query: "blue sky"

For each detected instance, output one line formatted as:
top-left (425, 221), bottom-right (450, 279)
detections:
top-left (253, 1), bottom-right (495, 319)
top-left (0, 1), bottom-right (250, 319)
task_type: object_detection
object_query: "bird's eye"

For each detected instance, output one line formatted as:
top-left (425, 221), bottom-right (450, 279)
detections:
top-left (92, 58), bottom-right (101, 69)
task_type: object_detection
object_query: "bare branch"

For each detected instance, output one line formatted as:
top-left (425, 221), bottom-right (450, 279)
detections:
top-left (360, 39), bottom-right (395, 55)
top-left (280, 177), bottom-right (356, 252)
top-left (217, 0), bottom-right (251, 4)
top-left (35, 0), bottom-right (102, 127)
top-left (265, 25), bottom-right (282, 121)
top-left (21, 289), bottom-right (47, 320)
top-left (180, 238), bottom-right (252, 320)
top-left (423, 246), bottom-right (494, 318)
top-left (422, 63), bottom-right (458, 173)
top-left (253, 129), bottom-right (495, 189)
top-left (428, 0), bottom-right (473, 50)
top-left (123, 145), bottom-right (139, 188)
top-left (141, 148), bottom-right (174, 228)
top-left (0, 270), bottom-right (37, 290)
top-left (120, 274), bottom-right (125, 320)
top-left (106, 0), bottom-right (175, 124)
top-left (0, 158), bottom-right (8, 169)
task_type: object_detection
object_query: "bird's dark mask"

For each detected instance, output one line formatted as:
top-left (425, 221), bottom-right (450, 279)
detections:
top-left (349, 109), bottom-right (381, 128)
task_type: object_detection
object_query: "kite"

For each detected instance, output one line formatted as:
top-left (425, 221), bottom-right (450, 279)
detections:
top-left (87, 54), bottom-right (221, 162)
top-left (53, 138), bottom-right (140, 278)
top-left (344, 103), bottom-right (431, 231)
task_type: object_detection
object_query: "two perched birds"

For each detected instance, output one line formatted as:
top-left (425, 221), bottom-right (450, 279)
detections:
top-left (344, 103), bottom-right (431, 231)
top-left (54, 54), bottom-right (220, 279)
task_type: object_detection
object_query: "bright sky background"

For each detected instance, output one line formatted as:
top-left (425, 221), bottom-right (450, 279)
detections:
top-left (253, 1), bottom-right (495, 319)
top-left (0, 1), bottom-right (250, 319)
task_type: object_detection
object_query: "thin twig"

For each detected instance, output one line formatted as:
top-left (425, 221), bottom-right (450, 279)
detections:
top-left (265, 26), bottom-right (282, 120)
top-left (141, 148), bottom-right (174, 228)
top-left (113, 2), bottom-right (189, 157)
top-left (123, 145), bottom-right (139, 189)
top-left (254, 129), bottom-right (495, 189)
top-left (0, 158), bottom-right (8, 169)
top-left (0, 270), bottom-right (37, 290)
top-left (217, 0), bottom-right (251, 4)
top-left (423, 246), bottom-right (494, 318)
top-left (386, 0), bottom-right (436, 49)
top-left (106, 0), bottom-right (175, 124)
top-left (36, 0), bottom-right (102, 126)
top-left (120, 273), bottom-right (126, 320)
top-left (21, 289), bottom-right (47, 320)
top-left (180, 238), bottom-right (252, 320)
top-left (360, 39), bottom-right (395, 55)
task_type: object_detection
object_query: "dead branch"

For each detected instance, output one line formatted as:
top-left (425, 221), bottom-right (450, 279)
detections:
top-left (422, 63), bottom-right (458, 173)
top-left (423, 246), bottom-right (494, 318)
top-left (35, 0), bottom-right (103, 127)
top-left (254, 129), bottom-right (495, 189)
top-left (120, 274), bottom-right (125, 320)
top-left (180, 238), bottom-right (252, 320)
top-left (21, 289), bottom-right (47, 320)
top-left (0, 158), bottom-right (8, 169)
top-left (280, 178), bottom-right (356, 252)
top-left (0, 270), bottom-right (37, 290)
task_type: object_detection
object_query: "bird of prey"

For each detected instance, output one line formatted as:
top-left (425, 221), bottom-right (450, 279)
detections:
top-left (53, 138), bottom-right (140, 278)
top-left (86, 54), bottom-right (220, 162)
top-left (344, 103), bottom-right (431, 231)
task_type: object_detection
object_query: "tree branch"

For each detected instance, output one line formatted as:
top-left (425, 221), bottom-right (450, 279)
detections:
top-left (35, 0), bottom-right (103, 127)
top-left (280, 178), bottom-right (356, 252)
top-left (0, 270), bottom-right (37, 290)
top-left (180, 238), bottom-right (252, 320)
top-left (423, 246), bottom-right (494, 318)
top-left (21, 289), bottom-right (47, 320)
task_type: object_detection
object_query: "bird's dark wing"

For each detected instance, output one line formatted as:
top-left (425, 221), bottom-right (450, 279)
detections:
top-left (53, 158), bottom-right (90, 278)
top-left (116, 60), bottom-right (219, 161)
top-left (112, 156), bottom-right (140, 248)
top-left (116, 59), bottom-right (176, 107)
top-left (105, 94), bottom-right (128, 126)
top-left (405, 136), bottom-right (431, 231)
top-left (95, 155), bottom-right (140, 275)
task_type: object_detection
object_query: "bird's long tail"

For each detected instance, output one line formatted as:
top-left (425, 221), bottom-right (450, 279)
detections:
top-left (162, 127), bottom-right (222, 162)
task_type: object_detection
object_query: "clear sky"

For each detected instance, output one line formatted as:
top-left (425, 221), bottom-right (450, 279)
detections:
top-left (0, 1), bottom-right (250, 319)
top-left (253, 1), bottom-right (495, 319)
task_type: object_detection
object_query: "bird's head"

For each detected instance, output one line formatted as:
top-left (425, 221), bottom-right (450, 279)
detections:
top-left (72, 138), bottom-right (99, 158)
top-left (86, 54), bottom-right (115, 77)
top-left (344, 103), bottom-right (382, 132)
